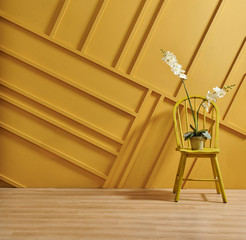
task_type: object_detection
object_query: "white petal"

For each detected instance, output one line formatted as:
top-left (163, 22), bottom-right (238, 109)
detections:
top-left (179, 73), bottom-right (187, 79)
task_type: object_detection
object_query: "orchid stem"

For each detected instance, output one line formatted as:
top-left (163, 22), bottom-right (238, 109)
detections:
top-left (181, 78), bottom-right (197, 134)
top-left (197, 99), bottom-right (207, 126)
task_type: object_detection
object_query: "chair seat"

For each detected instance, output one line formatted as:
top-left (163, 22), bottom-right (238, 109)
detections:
top-left (176, 147), bottom-right (220, 154)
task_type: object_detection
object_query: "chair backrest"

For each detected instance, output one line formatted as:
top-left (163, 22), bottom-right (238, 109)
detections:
top-left (173, 96), bottom-right (220, 149)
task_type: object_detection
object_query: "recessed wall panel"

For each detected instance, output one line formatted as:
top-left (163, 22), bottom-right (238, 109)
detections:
top-left (54, 0), bottom-right (102, 49)
top-left (133, 0), bottom-right (219, 95)
top-left (0, 0), bottom-right (64, 34)
top-left (0, 128), bottom-right (104, 187)
top-left (85, 0), bottom-right (144, 66)
top-left (0, 18), bottom-right (146, 113)
top-left (0, 100), bottom-right (116, 176)
top-left (0, 52), bottom-right (133, 140)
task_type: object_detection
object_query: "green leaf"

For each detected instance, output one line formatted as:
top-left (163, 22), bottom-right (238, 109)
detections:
top-left (197, 129), bottom-right (208, 134)
top-left (184, 132), bottom-right (195, 141)
top-left (201, 131), bottom-right (211, 139)
top-left (184, 131), bottom-right (193, 138)
top-left (190, 124), bottom-right (196, 132)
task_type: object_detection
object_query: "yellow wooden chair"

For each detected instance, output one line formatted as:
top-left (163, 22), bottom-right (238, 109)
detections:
top-left (173, 96), bottom-right (227, 203)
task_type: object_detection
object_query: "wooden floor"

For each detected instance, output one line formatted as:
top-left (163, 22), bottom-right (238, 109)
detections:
top-left (0, 188), bottom-right (246, 240)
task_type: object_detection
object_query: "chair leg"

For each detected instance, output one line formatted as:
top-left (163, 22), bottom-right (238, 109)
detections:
top-left (174, 154), bottom-right (187, 202)
top-left (173, 155), bottom-right (183, 193)
top-left (212, 156), bottom-right (227, 203)
top-left (210, 158), bottom-right (221, 194)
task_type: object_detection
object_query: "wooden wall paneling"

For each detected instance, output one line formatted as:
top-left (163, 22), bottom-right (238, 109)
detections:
top-left (182, 0), bottom-right (246, 98)
top-left (0, 128), bottom-right (105, 187)
top-left (2, 84), bottom-right (121, 153)
top-left (114, 0), bottom-right (152, 70)
top-left (50, 0), bottom-right (108, 50)
top-left (0, 178), bottom-right (15, 187)
top-left (1, 2), bottom-right (244, 123)
top-left (0, 0), bottom-right (65, 34)
top-left (0, 51), bottom-right (133, 142)
top-left (129, 0), bottom-right (168, 77)
top-left (225, 76), bottom-right (246, 131)
top-left (0, 12), bottom-right (152, 96)
top-left (81, 0), bottom-right (109, 53)
top-left (0, 85), bottom-right (120, 156)
top-left (103, 90), bottom-right (152, 188)
top-left (0, 100), bottom-right (114, 178)
top-left (118, 93), bottom-right (163, 188)
top-left (121, 96), bottom-right (179, 188)
top-left (83, 0), bottom-right (148, 66)
top-left (0, 174), bottom-right (25, 188)
top-left (218, 128), bottom-right (246, 189)
top-left (145, 98), bottom-right (176, 188)
top-left (219, 38), bottom-right (246, 121)
top-left (0, 19), bottom-right (147, 116)
top-left (112, 92), bottom-right (160, 188)
top-left (0, 48), bottom-right (138, 119)
top-left (173, 0), bottom-right (223, 97)
top-left (49, 0), bottom-right (71, 38)
top-left (118, 0), bottom-right (164, 74)
top-left (0, 0), bottom-right (246, 188)
top-left (132, 0), bottom-right (220, 94)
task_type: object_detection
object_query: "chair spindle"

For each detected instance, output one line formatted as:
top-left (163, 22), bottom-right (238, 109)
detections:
top-left (177, 106), bottom-right (184, 148)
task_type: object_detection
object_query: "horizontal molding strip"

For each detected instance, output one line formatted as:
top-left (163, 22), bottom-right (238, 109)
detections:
top-left (0, 122), bottom-right (108, 180)
top-left (0, 14), bottom-right (244, 137)
top-left (0, 46), bottom-right (137, 117)
top-left (0, 13), bottom-right (158, 95)
top-left (0, 78), bottom-right (124, 144)
top-left (220, 119), bottom-right (246, 138)
top-left (0, 12), bottom-right (222, 107)
top-left (0, 93), bottom-right (119, 156)
top-left (0, 174), bottom-right (26, 188)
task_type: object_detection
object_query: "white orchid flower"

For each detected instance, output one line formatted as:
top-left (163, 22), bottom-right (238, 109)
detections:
top-left (213, 87), bottom-right (226, 98)
top-left (179, 73), bottom-right (187, 79)
top-left (207, 91), bottom-right (217, 102)
top-left (161, 51), bottom-right (187, 79)
top-left (202, 102), bottom-right (210, 112)
top-left (203, 87), bottom-right (226, 112)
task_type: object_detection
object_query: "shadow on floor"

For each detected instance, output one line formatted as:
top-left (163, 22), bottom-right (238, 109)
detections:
top-left (114, 189), bottom-right (175, 202)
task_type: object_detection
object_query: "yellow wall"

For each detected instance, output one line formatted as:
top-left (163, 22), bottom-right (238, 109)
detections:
top-left (0, 0), bottom-right (245, 188)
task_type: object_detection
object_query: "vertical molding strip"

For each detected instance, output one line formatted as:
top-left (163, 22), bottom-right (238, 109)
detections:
top-left (145, 97), bottom-right (173, 188)
top-left (174, 0), bottom-right (224, 97)
top-left (103, 90), bottom-right (152, 188)
top-left (118, 94), bottom-right (163, 188)
top-left (114, 0), bottom-right (151, 69)
top-left (223, 74), bottom-right (246, 121)
top-left (221, 38), bottom-right (246, 120)
top-left (129, 0), bottom-right (169, 76)
top-left (80, 0), bottom-right (109, 53)
top-left (49, 0), bottom-right (71, 38)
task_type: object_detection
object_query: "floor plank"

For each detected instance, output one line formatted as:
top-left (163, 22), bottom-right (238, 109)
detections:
top-left (0, 188), bottom-right (246, 240)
